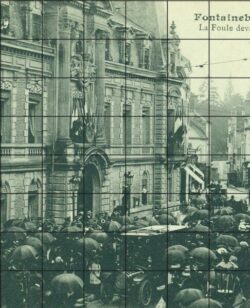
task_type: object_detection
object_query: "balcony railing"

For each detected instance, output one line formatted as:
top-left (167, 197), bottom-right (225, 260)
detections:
top-left (1, 144), bottom-right (44, 158)
top-left (120, 145), bottom-right (155, 156)
top-left (74, 143), bottom-right (155, 157)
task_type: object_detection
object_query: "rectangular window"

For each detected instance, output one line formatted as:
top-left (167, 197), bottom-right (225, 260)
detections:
top-left (144, 48), bottom-right (150, 69)
top-left (125, 43), bottom-right (131, 65)
top-left (142, 107), bottom-right (150, 144)
top-left (167, 109), bottom-right (175, 156)
top-left (105, 87), bottom-right (113, 97)
top-left (127, 90), bottom-right (133, 101)
top-left (28, 98), bottom-right (42, 144)
top-left (105, 38), bottom-right (111, 61)
top-left (1, 193), bottom-right (8, 227)
top-left (28, 192), bottom-right (39, 219)
top-left (170, 53), bottom-right (176, 74)
top-left (123, 105), bottom-right (132, 145)
top-left (32, 13), bottom-right (42, 40)
top-left (104, 103), bottom-right (111, 145)
top-left (0, 92), bottom-right (11, 143)
top-left (1, 4), bottom-right (10, 35)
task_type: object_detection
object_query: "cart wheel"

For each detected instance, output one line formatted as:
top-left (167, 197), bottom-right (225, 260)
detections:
top-left (100, 282), bottom-right (113, 304)
top-left (138, 279), bottom-right (152, 307)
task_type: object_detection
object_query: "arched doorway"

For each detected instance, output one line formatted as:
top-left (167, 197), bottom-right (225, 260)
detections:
top-left (77, 164), bottom-right (101, 215)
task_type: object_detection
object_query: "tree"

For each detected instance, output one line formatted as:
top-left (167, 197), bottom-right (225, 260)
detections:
top-left (224, 79), bottom-right (234, 106)
top-left (246, 86), bottom-right (250, 100)
top-left (198, 80), bottom-right (222, 107)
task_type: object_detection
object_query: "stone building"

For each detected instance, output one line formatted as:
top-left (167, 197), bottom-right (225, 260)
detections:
top-left (186, 93), bottom-right (210, 192)
top-left (0, 1), bottom-right (191, 224)
top-left (227, 101), bottom-right (250, 187)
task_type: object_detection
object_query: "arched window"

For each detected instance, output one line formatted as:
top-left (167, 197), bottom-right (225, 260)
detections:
top-left (1, 181), bottom-right (10, 228)
top-left (28, 179), bottom-right (42, 220)
top-left (142, 171), bottom-right (149, 205)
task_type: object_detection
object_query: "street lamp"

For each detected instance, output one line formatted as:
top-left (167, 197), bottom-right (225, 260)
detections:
top-left (123, 171), bottom-right (134, 215)
top-left (69, 174), bottom-right (81, 218)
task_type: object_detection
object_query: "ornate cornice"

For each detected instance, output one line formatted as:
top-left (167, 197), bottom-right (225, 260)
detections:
top-left (1, 41), bottom-right (54, 61)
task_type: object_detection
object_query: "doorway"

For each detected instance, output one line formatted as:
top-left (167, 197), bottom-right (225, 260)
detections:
top-left (77, 164), bottom-right (101, 215)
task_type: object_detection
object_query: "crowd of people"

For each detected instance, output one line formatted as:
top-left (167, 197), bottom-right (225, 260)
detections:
top-left (1, 186), bottom-right (250, 307)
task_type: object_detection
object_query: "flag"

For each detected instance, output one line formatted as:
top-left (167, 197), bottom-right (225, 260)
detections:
top-left (174, 103), bottom-right (182, 133)
top-left (174, 125), bottom-right (187, 145)
top-left (71, 99), bottom-right (79, 128)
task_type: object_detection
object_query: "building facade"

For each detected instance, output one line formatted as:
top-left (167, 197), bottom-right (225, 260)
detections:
top-left (227, 101), bottom-right (250, 187)
top-left (1, 0), bottom-right (192, 224)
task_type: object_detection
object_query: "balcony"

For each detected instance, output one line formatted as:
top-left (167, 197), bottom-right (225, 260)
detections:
top-left (74, 144), bottom-right (155, 158)
top-left (1, 144), bottom-right (44, 160)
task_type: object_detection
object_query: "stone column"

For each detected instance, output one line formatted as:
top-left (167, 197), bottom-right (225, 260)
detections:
top-left (57, 27), bottom-right (71, 143)
top-left (95, 30), bottom-right (107, 147)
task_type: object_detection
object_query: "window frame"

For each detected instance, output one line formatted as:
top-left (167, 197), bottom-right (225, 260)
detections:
top-left (28, 94), bottom-right (42, 144)
top-left (28, 180), bottom-right (42, 220)
top-left (32, 12), bottom-right (42, 40)
top-left (1, 3), bottom-right (10, 36)
top-left (0, 182), bottom-right (11, 227)
top-left (142, 106), bottom-right (150, 145)
top-left (0, 90), bottom-right (12, 143)
top-left (141, 171), bottom-right (149, 205)
top-left (123, 104), bottom-right (132, 145)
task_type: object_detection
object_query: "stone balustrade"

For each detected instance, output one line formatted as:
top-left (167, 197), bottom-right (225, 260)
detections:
top-left (1, 144), bottom-right (44, 158)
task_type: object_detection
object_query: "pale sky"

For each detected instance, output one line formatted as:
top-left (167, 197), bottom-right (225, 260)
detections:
top-left (157, 1), bottom-right (250, 99)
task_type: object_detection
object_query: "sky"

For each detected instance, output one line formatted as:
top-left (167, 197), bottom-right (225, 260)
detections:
top-left (156, 1), bottom-right (250, 99)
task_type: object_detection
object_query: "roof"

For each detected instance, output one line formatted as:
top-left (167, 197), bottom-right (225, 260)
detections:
top-left (108, 11), bottom-right (151, 36)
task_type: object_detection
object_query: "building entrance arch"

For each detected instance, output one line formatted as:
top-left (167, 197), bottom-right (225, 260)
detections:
top-left (77, 163), bottom-right (101, 215)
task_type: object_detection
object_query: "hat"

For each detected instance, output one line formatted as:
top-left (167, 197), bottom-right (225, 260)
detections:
top-left (217, 247), bottom-right (228, 255)
top-left (169, 263), bottom-right (181, 269)
top-left (240, 241), bottom-right (249, 248)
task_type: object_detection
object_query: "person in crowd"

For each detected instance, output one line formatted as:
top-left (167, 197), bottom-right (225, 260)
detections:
top-left (142, 185), bottom-right (148, 205)
top-left (88, 254), bottom-right (102, 301)
top-left (228, 195), bottom-right (236, 208)
top-left (238, 274), bottom-right (250, 307)
top-left (237, 241), bottom-right (250, 271)
top-left (2, 192), bottom-right (250, 308)
top-left (215, 180), bottom-right (222, 194)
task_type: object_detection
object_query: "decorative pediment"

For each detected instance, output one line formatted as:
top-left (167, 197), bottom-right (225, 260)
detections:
top-left (95, 1), bottom-right (114, 13)
top-left (27, 82), bottom-right (42, 95)
top-left (1, 80), bottom-right (12, 90)
top-left (116, 26), bottom-right (135, 39)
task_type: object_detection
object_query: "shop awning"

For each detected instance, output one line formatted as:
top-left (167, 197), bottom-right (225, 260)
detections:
top-left (188, 164), bottom-right (204, 179)
top-left (184, 165), bottom-right (205, 189)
